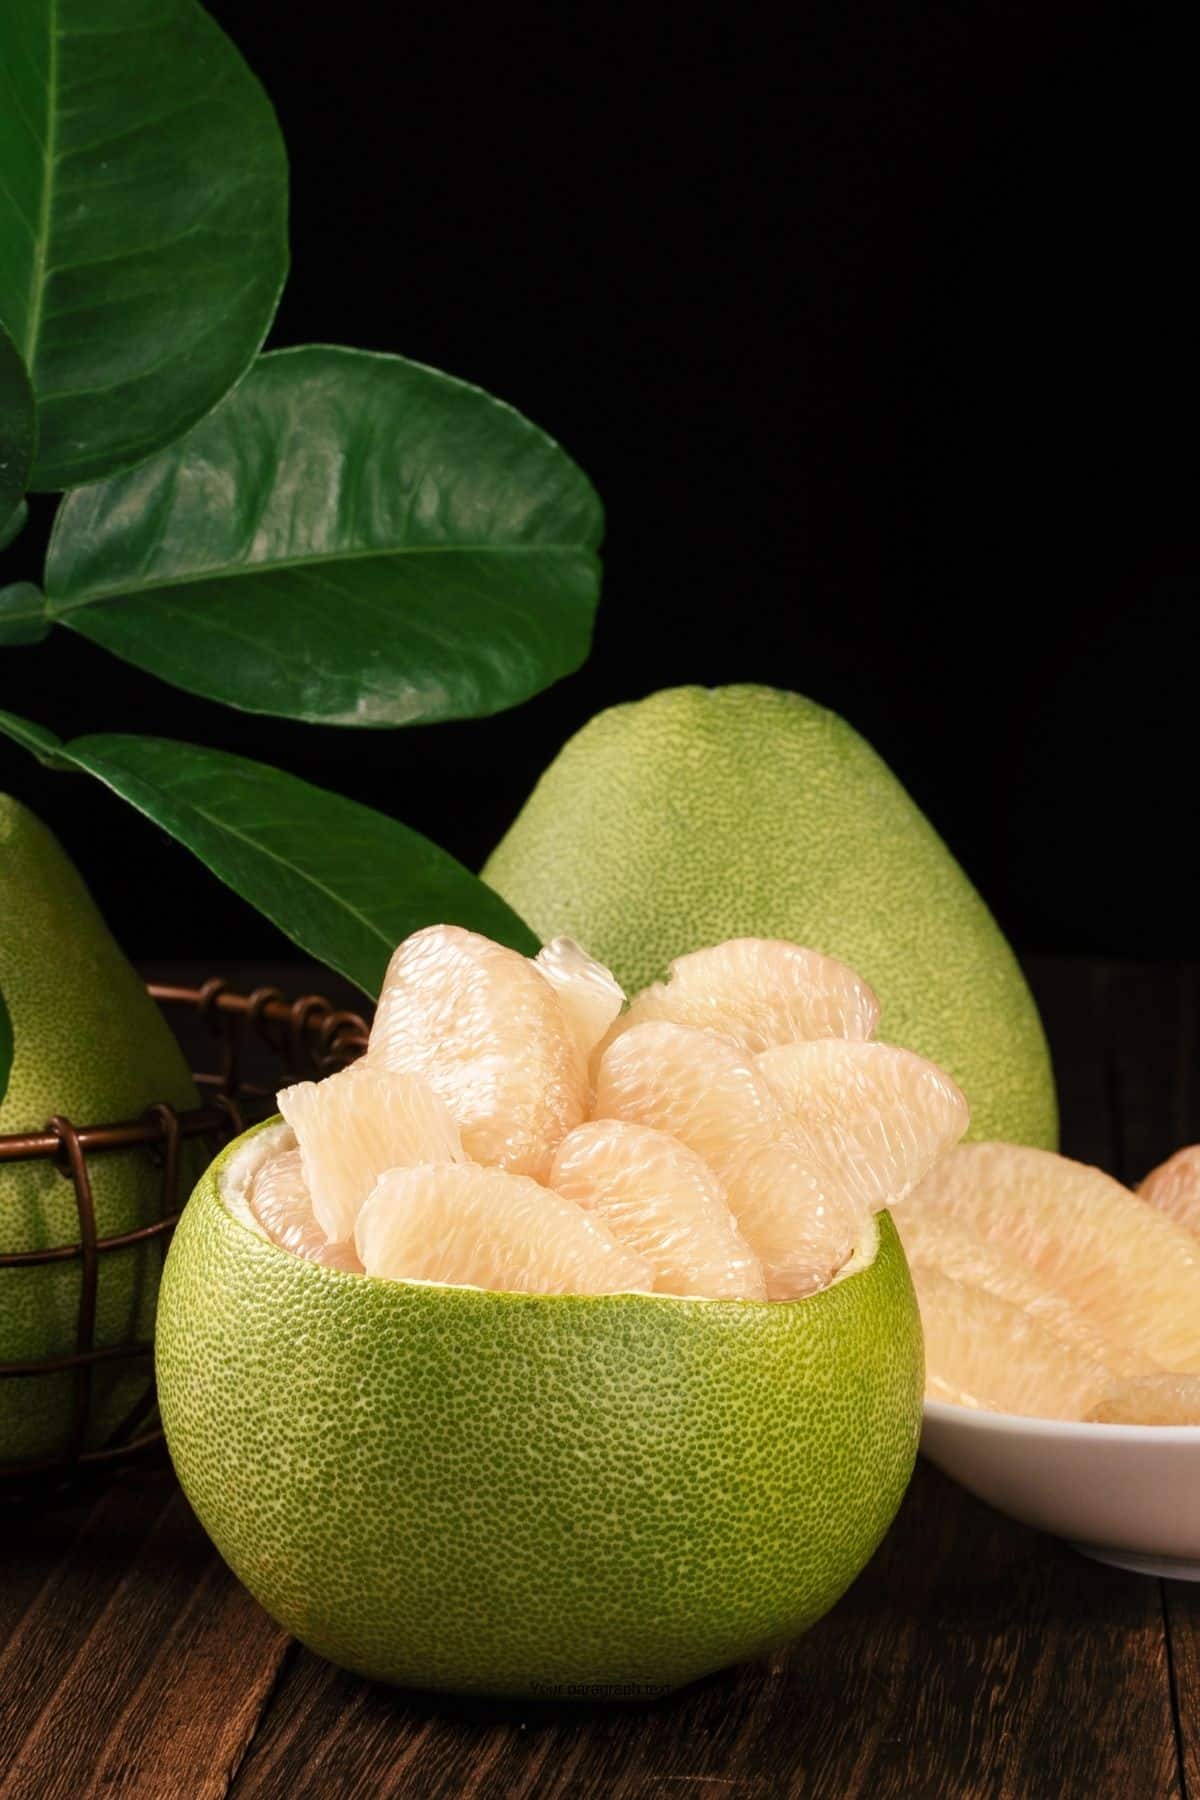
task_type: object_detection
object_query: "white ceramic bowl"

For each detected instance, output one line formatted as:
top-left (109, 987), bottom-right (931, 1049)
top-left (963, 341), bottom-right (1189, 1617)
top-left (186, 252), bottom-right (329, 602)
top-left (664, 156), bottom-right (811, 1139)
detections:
top-left (921, 1399), bottom-right (1200, 1579)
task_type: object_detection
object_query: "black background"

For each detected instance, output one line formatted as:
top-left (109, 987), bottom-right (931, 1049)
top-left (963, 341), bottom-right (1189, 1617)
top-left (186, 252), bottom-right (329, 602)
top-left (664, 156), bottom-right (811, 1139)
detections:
top-left (3, 0), bottom-right (1196, 970)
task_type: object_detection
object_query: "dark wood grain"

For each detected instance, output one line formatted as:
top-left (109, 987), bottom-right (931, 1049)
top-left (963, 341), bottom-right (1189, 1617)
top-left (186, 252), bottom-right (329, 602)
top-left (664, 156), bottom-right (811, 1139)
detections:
top-left (0, 1474), bottom-right (288, 1799)
top-left (1, 957), bottom-right (1196, 1799)
top-left (1166, 1580), bottom-right (1200, 1797)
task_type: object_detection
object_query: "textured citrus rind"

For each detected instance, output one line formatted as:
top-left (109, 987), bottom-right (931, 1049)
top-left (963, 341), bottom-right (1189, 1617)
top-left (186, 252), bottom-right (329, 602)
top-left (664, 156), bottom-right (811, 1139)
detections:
top-left (0, 796), bottom-right (201, 1464)
top-left (483, 685), bottom-right (1058, 1150)
top-left (156, 1120), bottom-right (923, 1698)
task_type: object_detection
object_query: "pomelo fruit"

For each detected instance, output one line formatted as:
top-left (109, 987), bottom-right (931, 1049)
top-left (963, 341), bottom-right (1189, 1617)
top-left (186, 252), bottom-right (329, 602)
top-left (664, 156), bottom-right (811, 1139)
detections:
top-left (910, 1143), bottom-right (1200, 1374)
top-left (155, 1118), bottom-right (923, 1698)
top-left (609, 939), bottom-right (879, 1055)
top-left (914, 1265), bottom-right (1114, 1420)
top-left (756, 1040), bottom-right (969, 1218)
top-left (896, 1203), bottom-right (1152, 1383)
top-left (549, 1118), bottom-right (766, 1300)
top-left (482, 685), bottom-right (1057, 1149)
top-left (594, 1019), bottom-right (865, 1298)
top-left (278, 1063), bottom-right (463, 1241)
top-left (1139, 1146), bottom-right (1200, 1241)
top-left (533, 937), bottom-right (625, 1066)
top-left (0, 795), bottom-right (200, 1466)
top-left (356, 1161), bottom-right (654, 1294)
top-left (366, 925), bottom-right (586, 1177)
top-left (1085, 1375), bottom-right (1200, 1427)
top-left (248, 1150), bottom-right (363, 1274)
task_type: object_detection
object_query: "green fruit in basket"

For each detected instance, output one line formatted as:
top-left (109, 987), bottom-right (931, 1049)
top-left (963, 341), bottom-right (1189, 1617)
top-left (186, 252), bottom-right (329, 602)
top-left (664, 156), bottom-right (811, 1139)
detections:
top-left (483, 684), bottom-right (1058, 1150)
top-left (155, 1118), bottom-right (923, 1698)
top-left (0, 796), bottom-right (200, 1467)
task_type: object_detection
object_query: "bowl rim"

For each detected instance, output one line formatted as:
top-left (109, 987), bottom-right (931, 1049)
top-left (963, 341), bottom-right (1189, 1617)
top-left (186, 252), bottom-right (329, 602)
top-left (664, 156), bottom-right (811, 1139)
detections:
top-left (923, 1395), bottom-right (1200, 1444)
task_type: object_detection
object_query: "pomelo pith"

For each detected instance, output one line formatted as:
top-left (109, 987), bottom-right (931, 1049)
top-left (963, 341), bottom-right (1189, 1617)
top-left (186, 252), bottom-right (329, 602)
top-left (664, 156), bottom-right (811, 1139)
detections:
top-left (483, 685), bottom-right (1057, 1149)
top-left (156, 1120), bottom-right (923, 1698)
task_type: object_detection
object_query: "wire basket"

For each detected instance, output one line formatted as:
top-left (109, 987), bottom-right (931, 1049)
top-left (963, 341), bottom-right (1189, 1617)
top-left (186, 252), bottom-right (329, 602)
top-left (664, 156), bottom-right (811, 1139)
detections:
top-left (0, 979), bottom-right (368, 1493)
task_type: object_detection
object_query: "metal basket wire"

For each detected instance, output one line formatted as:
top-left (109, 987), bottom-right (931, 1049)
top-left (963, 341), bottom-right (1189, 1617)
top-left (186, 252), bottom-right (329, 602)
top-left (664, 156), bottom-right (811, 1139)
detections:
top-left (0, 980), bottom-right (368, 1491)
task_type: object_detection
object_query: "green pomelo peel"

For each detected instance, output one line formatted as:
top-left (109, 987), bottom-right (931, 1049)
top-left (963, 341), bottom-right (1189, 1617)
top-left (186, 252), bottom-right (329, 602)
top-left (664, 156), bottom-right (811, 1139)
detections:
top-left (157, 1119), bottom-right (923, 1698)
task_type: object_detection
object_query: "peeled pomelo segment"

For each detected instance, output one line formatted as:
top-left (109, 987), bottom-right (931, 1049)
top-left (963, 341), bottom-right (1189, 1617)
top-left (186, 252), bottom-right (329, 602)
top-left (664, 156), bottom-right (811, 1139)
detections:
top-left (756, 1040), bottom-right (968, 1216)
top-left (911, 1142), bottom-right (1200, 1373)
top-left (720, 1139), bottom-right (865, 1300)
top-left (355, 1163), bottom-right (653, 1296)
top-left (913, 1265), bottom-right (1114, 1421)
top-left (1085, 1374), bottom-right (1200, 1426)
top-left (593, 1020), bottom-right (862, 1299)
top-left (278, 1063), bottom-right (463, 1243)
top-left (609, 938), bottom-right (879, 1056)
top-left (595, 1020), bottom-right (786, 1167)
top-left (248, 1150), bottom-right (363, 1273)
top-left (1139, 1146), bottom-right (1200, 1243)
top-left (549, 1119), bottom-right (766, 1300)
top-left (366, 924), bottom-right (586, 1177)
top-left (896, 1204), bottom-right (1153, 1380)
top-left (533, 937), bottom-right (625, 1066)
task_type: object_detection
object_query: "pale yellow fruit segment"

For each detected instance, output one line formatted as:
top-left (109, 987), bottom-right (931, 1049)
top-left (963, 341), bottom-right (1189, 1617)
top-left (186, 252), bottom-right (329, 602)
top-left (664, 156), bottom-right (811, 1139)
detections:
top-left (594, 1020), bottom-right (863, 1299)
top-left (610, 937), bottom-right (879, 1055)
top-left (278, 1063), bottom-right (463, 1243)
top-left (896, 1204), bottom-right (1153, 1381)
top-left (550, 1119), bottom-right (766, 1300)
top-left (911, 1142), bottom-right (1200, 1373)
top-left (355, 1163), bottom-right (654, 1296)
top-left (533, 937), bottom-right (625, 1066)
top-left (756, 1039), bottom-right (968, 1216)
top-left (914, 1265), bottom-right (1114, 1421)
top-left (723, 1139), bottom-right (867, 1302)
top-left (249, 1150), bottom-right (363, 1273)
top-left (1085, 1374), bottom-right (1200, 1426)
top-left (367, 924), bottom-right (586, 1177)
top-left (1139, 1146), bottom-right (1200, 1242)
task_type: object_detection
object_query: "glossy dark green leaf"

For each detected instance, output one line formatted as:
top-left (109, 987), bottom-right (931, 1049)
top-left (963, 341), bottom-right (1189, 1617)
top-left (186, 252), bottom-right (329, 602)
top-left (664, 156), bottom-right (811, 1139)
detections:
top-left (0, 581), bottom-right (49, 645)
top-left (0, 712), bottom-right (538, 995)
top-left (45, 346), bottom-right (603, 726)
top-left (0, 0), bottom-right (288, 490)
top-left (0, 987), bottom-right (12, 1107)
top-left (0, 499), bottom-right (28, 552)
top-left (0, 320), bottom-right (35, 519)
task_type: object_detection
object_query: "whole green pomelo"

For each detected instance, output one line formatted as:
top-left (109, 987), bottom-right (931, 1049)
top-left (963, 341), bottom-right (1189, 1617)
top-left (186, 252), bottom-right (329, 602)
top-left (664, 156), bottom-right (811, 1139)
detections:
top-left (0, 796), bottom-right (200, 1467)
top-left (156, 1120), bottom-right (923, 1699)
top-left (484, 685), bottom-right (1057, 1149)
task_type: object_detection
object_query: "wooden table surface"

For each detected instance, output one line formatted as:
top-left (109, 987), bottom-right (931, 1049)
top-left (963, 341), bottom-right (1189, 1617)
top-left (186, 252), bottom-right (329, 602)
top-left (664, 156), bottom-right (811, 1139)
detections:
top-left (2, 956), bottom-right (1198, 1798)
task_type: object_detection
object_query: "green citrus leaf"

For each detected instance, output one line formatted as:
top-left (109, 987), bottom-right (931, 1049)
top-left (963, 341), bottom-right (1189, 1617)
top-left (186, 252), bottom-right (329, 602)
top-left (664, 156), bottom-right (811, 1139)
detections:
top-left (0, 320), bottom-right (35, 520)
top-left (0, 0), bottom-right (289, 491)
top-left (0, 712), bottom-right (538, 993)
top-left (0, 987), bottom-right (11, 1107)
top-left (0, 581), bottom-right (49, 645)
top-left (0, 499), bottom-right (29, 553)
top-left (44, 346), bottom-right (603, 726)
top-left (0, 706), bottom-right (70, 767)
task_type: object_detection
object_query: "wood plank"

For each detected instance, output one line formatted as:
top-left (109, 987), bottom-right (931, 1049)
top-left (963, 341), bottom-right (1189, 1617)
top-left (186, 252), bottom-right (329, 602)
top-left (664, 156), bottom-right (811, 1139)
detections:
top-left (0, 1473), bottom-right (288, 1800)
top-left (1165, 1580), bottom-right (1200, 1798)
top-left (0, 1475), bottom-right (178, 1776)
top-left (229, 1463), bottom-right (1180, 1799)
top-left (0, 1485), bottom-right (101, 1645)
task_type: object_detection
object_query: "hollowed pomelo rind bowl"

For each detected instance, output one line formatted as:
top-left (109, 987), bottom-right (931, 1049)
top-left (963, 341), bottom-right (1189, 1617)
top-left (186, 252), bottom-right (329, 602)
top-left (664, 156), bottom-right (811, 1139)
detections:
top-left (156, 1120), bottom-right (923, 1698)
